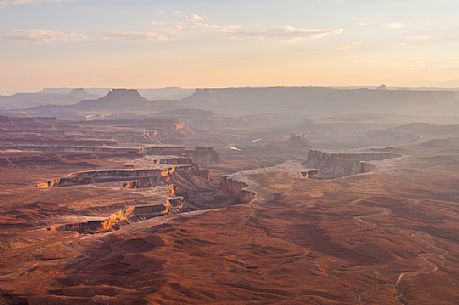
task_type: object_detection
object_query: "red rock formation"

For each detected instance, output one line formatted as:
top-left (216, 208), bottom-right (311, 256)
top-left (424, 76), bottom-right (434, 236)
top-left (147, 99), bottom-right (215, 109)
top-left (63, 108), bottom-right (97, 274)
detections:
top-left (37, 168), bottom-right (167, 188)
top-left (220, 176), bottom-right (255, 203)
top-left (300, 169), bottom-right (319, 178)
top-left (50, 195), bottom-right (185, 234)
top-left (305, 150), bottom-right (401, 178)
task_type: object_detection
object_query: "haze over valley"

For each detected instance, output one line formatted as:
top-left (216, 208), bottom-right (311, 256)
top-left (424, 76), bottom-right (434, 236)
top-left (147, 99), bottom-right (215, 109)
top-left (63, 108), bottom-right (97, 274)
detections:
top-left (1, 1), bottom-right (459, 304)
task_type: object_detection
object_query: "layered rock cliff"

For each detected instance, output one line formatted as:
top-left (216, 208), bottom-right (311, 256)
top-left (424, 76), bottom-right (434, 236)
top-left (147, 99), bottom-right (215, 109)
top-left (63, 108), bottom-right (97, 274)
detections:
top-left (304, 150), bottom-right (401, 178)
top-left (220, 176), bottom-right (255, 203)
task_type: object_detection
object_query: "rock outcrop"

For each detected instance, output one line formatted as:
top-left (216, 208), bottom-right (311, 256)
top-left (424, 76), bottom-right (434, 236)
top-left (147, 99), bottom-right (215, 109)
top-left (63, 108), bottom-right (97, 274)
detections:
top-left (73, 89), bottom-right (161, 112)
top-left (36, 163), bottom-right (210, 189)
top-left (36, 167), bottom-right (174, 188)
top-left (50, 184), bottom-right (185, 234)
top-left (220, 176), bottom-right (255, 203)
top-left (304, 150), bottom-right (401, 178)
top-left (300, 169), bottom-right (319, 178)
top-left (50, 197), bottom-right (184, 234)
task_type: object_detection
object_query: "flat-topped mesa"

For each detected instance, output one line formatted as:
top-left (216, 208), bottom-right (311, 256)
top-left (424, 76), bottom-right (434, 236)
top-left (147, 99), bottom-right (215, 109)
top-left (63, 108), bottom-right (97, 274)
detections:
top-left (8, 145), bottom-right (139, 156)
top-left (68, 88), bottom-right (94, 99)
top-left (36, 167), bottom-right (174, 188)
top-left (9, 144), bottom-right (219, 161)
top-left (74, 88), bottom-right (150, 112)
top-left (69, 88), bottom-right (86, 94)
top-left (49, 187), bottom-right (185, 233)
top-left (307, 150), bottom-right (400, 162)
top-left (305, 149), bottom-right (401, 178)
top-left (10, 144), bottom-right (182, 156)
top-left (36, 164), bottom-right (209, 188)
top-left (185, 87), bottom-right (459, 116)
top-left (104, 89), bottom-right (146, 101)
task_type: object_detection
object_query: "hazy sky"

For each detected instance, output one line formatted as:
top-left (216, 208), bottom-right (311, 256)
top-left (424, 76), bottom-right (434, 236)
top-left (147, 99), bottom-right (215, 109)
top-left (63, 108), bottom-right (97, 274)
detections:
top-left (1, 0), bottom-right (459, 94)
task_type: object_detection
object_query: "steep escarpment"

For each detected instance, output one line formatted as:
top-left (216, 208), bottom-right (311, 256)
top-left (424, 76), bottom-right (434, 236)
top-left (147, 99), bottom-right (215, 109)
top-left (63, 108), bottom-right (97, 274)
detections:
top-left (50, 185), bottom-right (185, 234)
top-left (304, 150), bottom-right (401, 178)
top-left (220, 175), bottom-right (256, 203)
top-left (0, 152), bottom-right (94, 168)
top-left (51, 204), bottom-right (166, 234)
top-left (183, 87), bottom-right (459, 116)
top-left (36, 164), bottom-right (210, 188)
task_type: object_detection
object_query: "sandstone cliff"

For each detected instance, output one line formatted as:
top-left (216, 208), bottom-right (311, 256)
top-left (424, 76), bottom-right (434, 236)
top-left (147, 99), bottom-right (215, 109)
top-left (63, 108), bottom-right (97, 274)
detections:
top-left (304, 150), bottom-right (401, 178)
top-left (220, 176), bottom-right (255, 203)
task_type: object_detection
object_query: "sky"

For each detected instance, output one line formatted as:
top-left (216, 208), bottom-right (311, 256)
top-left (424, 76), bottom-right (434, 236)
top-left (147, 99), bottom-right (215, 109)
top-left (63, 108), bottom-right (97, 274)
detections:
top-left (1, 0), bottom-right (459, 94)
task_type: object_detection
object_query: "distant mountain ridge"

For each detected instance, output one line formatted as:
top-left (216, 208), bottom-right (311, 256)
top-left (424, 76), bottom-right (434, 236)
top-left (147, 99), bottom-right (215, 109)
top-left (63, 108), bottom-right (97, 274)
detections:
top-left (41, 87), bottom-right (194, 100)
top-left (183, 86), bottom-right (459, 116)
top-left (2, 86), bottom-right (459, 119)
top-left (0, 89), bottom-right (182, 119)
top-left (0, 88), bottom-right (100, 109)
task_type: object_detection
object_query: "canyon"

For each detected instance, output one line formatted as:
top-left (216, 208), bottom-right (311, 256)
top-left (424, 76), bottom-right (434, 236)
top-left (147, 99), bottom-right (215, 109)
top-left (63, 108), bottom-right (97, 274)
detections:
top-left (1, 89), bottom-right (459, 305)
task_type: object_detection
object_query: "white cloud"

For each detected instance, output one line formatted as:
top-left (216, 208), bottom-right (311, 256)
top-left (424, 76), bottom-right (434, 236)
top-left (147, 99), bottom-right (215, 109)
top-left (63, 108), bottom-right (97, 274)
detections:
top-left (359, 22), bottom-right (368, 27)
top-left (221, 24), bottom-right (242, 33)
top-left (152, 17), bottom-right (219, 34)
top-left (150, 13), bottom-right (342, 43)
top-left (186, 14), bottom-right (204, 21)
top-left (188, 22), bottom-right (219, 30)
top-left (0, 29), bottom-right (87, 42)
top-left (228, 25), bottom-right (343, 42)
top-left (385, 22), bottom-right (406, 30)
top-left (109, 31), bottom-right (169, 42)
top-left (408, 35), bottom-right (432, 41)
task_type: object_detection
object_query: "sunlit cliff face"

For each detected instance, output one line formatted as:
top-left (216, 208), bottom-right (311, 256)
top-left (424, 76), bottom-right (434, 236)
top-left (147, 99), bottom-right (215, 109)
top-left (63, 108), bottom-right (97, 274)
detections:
top-left (169, 185), bottom-right (175, 196)
top-left (175, 123), bottom-right (185, 130)
top-left (35, 182), bottom-right (50, 189)
top-left (161, 166), bottom-right (175, 182)
top-left (165, 185), bottom-right (176, 197)
top-left (35, 178), bottom-right (60, 189)
top-left (102, 207), bottom-right (134, 231)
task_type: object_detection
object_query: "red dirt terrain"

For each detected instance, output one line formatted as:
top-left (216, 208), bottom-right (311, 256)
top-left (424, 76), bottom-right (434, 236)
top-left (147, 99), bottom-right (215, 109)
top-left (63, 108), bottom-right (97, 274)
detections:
top-left (1, 115), bottom-right (459, 304)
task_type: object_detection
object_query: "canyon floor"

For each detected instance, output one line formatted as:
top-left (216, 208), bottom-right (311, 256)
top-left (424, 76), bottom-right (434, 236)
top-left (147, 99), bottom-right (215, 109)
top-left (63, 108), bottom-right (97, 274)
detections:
top-left (1, 115), bottom-right (459, 305)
